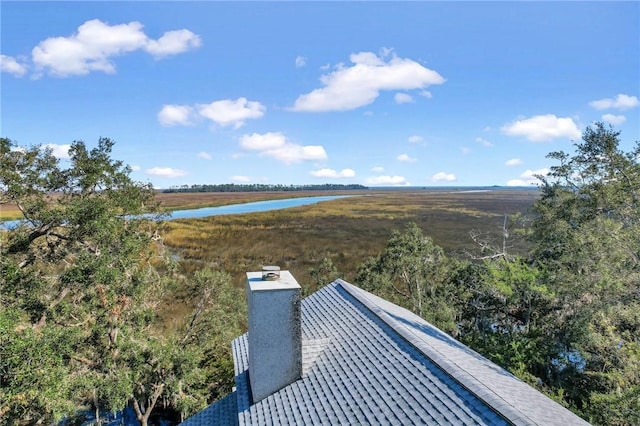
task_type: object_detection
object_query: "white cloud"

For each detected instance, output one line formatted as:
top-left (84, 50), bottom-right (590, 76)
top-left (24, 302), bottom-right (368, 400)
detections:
top-left (521, 168), bottom-right (549, 179)
top-left (476, 137), bottom-right (494, 147)
top-left (31, 19), bottom-right (200, 77)
top-left (394, 93), bottom-right (414, 104)
top-left (408, 135), bottom-right (423, 144)
top-left (371, 166), bottom-right (385, 173)
top-left (239, 132), bottom-right (286, 151)
top-left (601, 114), bottom-right (626, 125)
top-left (295, 55), bottom-right (307, 68)
top-left (310, 168), bottom-right (356, 178)
top-left (501, 114), bottom-right (581, 142)
top-left (146, 167), bottom-right (187, 178)
top-left (397, 153), bottom-right (417, 162)
top-left (505, 158), bottom-right (523, 167)
top-left (291, 50), bottom-right (445, 112)
top-left (239, 132), bottom-right (328, 164)
top-left (366, 175), bottom-right (409, 185)
top-left (431, 172), bottom-right (456, 182)
top-left (589, 94), bottom-right (639, 110)
top-left (421, 90), bottom-right (433, 99)
top-left (130, 165), bottom-right (141, 171)
top-left (197, 151), bottom-right (212, 160)
top-left (197, 97), bottom-right (265, 129)
top-left (0, 55), bottom-right (28, 77)
top-left (266, 145), bottom-right (327, 164)
top-left (144, 29), bottom-right (201, 58)
top-left (230, 175), bottom-right (252, 183)
top-left (507, 168), bottom-right (549, 186)
top-left (43, 143), bottom-right (71, 159)
top-left (158, 104), bottom-right (196, 126)
top-left (460, 147), bottom-right (471, 155)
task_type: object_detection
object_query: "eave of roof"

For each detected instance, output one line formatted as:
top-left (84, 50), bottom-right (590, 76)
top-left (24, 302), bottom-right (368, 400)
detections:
top-left (337, 281), bottom-right (590, 426)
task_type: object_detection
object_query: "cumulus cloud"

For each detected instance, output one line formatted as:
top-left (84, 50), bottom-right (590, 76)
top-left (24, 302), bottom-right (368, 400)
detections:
top-left (602, 114), bottom-right (626, 125)
top-left (431, 172), bottom-right (456, 182)
top-left (146, 167), bottom-right (187, 178)
top-left (408, 135), bottom-right (423, 144)
top-left (230, 175), bottom-right (252, 183)
top-left (239, 132), bottom-right (287, 151)
top-left (43, 143), bottom-right (71, 159)
top-left (31, 19), bottom-right (200, 77)
top-left (310, 168), bottom-right (356, 178)
top-left (197, 151), bottom-right (212, 160)
top-left (0, 55), bottom-right (28, 77)
top-left (239, 132), bottom-right (327, 164)
top-left (130, 165), bottom-right (141, 172)
top-left (144, 29), bottom-right (201, 58)
top-left (295, 55), bottom-right (307, 68)
top-left (197, 98), bottom-right (265, 129)
top-left (394, 93), bottom-right (414, 104)
top-left (158, 98), bottom-right (265, 128)
top-left (290, 50), bottom-right (445, 112)
top-left (589, 94), bottom-right (639, 110)
top-left (506, 168), bottom-right (549, 186)
top-left (371, 166), bottom-right (385, 173)
top-left (505, 158), bottom-right (523, 167)
top-left (366, 175), bottom-right (409, 186)
top-left (158, 105), bottom-right (196, 126)
top-left (501, 114), bottom-right (581, 142)
top-left (521, 168), bottom-right (549, 179)
top-left (397, 153), bottom-right (417, 162)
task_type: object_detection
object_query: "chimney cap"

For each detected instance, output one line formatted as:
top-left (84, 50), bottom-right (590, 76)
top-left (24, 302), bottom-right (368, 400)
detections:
top-left (261, 265), bottom-right (281, 281)
top-left (247, 270), bottom-right (300, 291)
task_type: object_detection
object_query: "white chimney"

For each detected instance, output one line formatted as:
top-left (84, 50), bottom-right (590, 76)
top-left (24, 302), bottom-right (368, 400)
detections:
top-left (246, 267), bottom-right (302, 402)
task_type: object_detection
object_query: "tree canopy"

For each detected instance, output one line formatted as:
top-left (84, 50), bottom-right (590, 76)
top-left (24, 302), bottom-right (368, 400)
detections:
top-left (356, 124), bottom-right (640, 424)
top-left (0, 138), bottom-right (243, 425)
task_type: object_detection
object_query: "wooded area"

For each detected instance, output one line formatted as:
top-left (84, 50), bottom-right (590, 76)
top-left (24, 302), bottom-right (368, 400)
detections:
top-left (1, 123), bottom-right (638, 424)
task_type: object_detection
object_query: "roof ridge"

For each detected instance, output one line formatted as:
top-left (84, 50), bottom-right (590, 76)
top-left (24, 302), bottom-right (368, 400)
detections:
top-left (335, 279), bottom-right (588, 426)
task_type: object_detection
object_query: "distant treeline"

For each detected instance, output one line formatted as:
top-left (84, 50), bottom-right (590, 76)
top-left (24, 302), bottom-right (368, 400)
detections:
top-left (163, 183), bottom-right (369, 193)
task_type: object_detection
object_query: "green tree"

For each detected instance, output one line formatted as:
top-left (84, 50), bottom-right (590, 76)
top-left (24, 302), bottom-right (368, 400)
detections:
top-left (457, 258), bottom-right (552, 384)
top-left (0, 138), bottom-right (237, 424)
top-left (308, 257), bottom-right (341, 291)
top-left (526, 123), bottom-right (640, 422)
top-left (355, 223), bottom-right (461, 333)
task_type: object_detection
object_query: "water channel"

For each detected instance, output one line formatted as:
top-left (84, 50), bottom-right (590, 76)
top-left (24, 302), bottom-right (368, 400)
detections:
top-left (0, 195), bottom-right (354, 229)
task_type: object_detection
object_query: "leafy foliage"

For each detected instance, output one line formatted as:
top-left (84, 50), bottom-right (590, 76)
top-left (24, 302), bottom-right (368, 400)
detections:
top-left (355, 222), bottom-right (462, 333)
top-left (355, 124), bottom-right (640, 424)
top-left (0, 138), bottom-right (243, 424)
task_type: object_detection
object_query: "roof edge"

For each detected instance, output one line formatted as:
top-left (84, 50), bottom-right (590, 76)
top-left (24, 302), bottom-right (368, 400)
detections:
top-left (336, 279), bottom-right (536, 425)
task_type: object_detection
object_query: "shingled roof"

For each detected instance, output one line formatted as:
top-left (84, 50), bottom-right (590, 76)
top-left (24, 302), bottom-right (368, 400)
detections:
top-left (182, 279), bottom-right (590, 425)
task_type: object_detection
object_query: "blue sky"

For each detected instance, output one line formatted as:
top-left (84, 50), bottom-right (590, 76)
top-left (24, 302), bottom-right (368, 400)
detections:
top-left (1, 1), bottom-right (638, 188)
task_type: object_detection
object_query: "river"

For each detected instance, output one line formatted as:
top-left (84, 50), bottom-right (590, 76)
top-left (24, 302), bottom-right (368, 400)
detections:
top-left (0, 195), bottom-right (354, 229)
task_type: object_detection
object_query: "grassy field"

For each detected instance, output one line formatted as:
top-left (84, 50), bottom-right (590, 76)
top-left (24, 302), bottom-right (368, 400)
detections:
top-left (2, 188), bottom-right (540, 342)
top-left (1, 188), bottom-right (539, 292)
top-left (160, 188), bottom-right (539, 293)
top-left (0, 203), bottom-right (22, 221)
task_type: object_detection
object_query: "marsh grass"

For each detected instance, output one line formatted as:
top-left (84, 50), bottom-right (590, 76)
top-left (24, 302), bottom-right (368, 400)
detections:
top-left (162, 189), bottom-right (539, 295)
top-left (0, 204), bottom-right (22, 221)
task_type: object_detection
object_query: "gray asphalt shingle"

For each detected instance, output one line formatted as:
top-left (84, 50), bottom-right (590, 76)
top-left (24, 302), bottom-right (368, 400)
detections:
top-left (182, 279), bottom-right (590, 425)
